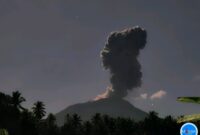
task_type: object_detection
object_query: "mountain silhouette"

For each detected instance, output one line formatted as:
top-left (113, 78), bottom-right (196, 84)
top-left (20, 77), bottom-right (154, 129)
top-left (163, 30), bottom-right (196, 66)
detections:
top-left (55, 98), bottom-right (147, 126)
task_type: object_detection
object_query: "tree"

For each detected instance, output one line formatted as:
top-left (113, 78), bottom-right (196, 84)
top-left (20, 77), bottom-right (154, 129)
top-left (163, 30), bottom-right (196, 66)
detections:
top-left (61, 114), bottom-right (82, 135)
top-left (91, 113), bottom-right (102, 125)
top-left (115, 117), bottom-right (135, 135)
top-left (20, 110), bottom-right (38, 135)
top-left (177, 97), bottom-right (200, 123)
top-left (46, 113), bottom-right (56, 127)
top-left (11, 91), bottom-right (26, 111)
top-left (143, 111), bottom-right (162, 135)
top-left (82, 121), bottom-right (92, 135)
top-left (42, 113), bottom-right (59, 135)
top-left (71, 114), bottom-right (82, 128)
top-left (102, 115), bottom-right (116, 134)
top-left (91, 113), bottom-right (108, 135)
top-left (162, 116), bottom-right (179, 135)
top-left (0, 92), bottom-right (12, 107)
top-left (32, 101), bottom-right (46, 120)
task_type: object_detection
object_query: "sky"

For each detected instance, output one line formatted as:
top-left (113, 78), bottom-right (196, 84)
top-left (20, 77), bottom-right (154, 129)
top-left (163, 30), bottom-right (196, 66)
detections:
top-left (0, 0), bottom-right (200, 117)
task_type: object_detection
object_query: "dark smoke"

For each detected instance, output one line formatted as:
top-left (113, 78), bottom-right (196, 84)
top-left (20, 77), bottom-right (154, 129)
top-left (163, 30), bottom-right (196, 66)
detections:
top-left (101, 26), bottom-right (147, 98)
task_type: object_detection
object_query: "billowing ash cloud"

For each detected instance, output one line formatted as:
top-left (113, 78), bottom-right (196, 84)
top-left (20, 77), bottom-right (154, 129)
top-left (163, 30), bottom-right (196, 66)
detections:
top-left (101, 26), bottom-right (147, 98)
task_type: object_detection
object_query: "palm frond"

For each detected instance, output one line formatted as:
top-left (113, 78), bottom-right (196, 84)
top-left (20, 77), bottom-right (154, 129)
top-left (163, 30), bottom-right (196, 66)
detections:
top-left (177, 113), bottom-right (200, 123)
top-left (177, 97), bottom-right (200, 104)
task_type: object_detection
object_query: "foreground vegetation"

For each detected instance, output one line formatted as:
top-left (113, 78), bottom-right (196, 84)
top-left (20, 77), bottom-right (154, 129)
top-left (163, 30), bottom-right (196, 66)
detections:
top-left (0, 91), bottom-right (198, 135)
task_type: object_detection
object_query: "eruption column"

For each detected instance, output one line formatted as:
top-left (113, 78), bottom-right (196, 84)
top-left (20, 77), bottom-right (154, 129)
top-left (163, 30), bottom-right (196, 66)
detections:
top-left (101, 26), bottom-right (147, 98)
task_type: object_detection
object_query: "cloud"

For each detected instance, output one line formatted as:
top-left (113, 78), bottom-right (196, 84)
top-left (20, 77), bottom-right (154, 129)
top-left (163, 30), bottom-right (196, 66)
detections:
top-left (140, 93), bottom-right (148, 99)
top-left (150, 90), bottom-right (167, 100)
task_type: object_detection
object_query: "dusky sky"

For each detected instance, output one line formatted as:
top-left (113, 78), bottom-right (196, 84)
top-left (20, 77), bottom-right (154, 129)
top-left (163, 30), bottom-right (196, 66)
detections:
top-left (0, 0), bottom-right (200, 117)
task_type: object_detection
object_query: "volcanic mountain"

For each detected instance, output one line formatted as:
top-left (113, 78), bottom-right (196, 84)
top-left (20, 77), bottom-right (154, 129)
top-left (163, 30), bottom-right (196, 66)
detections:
top-left (56, 26), bottom-right (148, 126)
top-left (55, 97), bottom-right (147, 126)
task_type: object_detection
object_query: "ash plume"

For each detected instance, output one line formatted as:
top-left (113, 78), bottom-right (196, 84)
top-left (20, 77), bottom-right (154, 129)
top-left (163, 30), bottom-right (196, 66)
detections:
top-left (100, 26), bottom-right (147, 98)
top-left (93, 86), bottom-right (113, 101)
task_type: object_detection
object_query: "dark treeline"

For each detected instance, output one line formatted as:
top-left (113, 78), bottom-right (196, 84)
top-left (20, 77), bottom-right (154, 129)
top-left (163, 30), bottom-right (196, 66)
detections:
top-left (0, 91), bottom-right (195, 135)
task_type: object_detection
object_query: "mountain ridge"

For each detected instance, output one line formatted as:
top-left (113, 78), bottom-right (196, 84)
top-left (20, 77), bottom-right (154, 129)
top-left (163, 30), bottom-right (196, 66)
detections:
top-left (55, 98), bottom-right (147, 126)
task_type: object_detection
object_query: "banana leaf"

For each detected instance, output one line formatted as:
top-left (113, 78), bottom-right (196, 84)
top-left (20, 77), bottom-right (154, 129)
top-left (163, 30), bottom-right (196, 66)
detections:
top-left (0, 129), bottom-right (9, 135)
top-left (177, 97), bottom-right (200, 104)
top-left (177, 113), bottom-right (200, 123)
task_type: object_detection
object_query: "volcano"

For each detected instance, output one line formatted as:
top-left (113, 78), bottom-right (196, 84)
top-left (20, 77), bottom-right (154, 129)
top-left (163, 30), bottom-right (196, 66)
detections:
top-left (55, 27), bottom-right (148, 126)
top-left (55, 98), bottom-right (147, 126)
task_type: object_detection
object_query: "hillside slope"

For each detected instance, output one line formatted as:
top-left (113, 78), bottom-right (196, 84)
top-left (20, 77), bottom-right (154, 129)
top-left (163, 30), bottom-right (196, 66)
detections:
top-left (55, 98), bottom-right (147, 126)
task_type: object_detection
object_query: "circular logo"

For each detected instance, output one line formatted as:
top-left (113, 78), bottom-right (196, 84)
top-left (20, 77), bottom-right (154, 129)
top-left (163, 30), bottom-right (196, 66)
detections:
top-left (180, 123), bottom-right (198, 135)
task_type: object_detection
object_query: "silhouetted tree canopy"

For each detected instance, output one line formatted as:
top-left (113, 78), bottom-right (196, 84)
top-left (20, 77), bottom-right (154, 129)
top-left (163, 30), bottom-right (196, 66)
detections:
top-left (32, 101), bottom-right (46, 120)
top-left (0, 91), bottom-right (195, 135)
